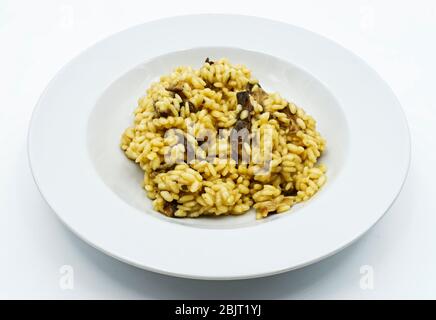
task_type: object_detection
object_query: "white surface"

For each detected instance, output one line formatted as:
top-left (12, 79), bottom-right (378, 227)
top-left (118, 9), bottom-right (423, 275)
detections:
top-left (1, 0), bottom-right (435, 298)
top-left (28, 16), bottom-right (410, 280)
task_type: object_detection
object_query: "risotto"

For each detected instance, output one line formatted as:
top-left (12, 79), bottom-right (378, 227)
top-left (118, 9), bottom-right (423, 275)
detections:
top-left (120, 58), bottom-right (326, 219)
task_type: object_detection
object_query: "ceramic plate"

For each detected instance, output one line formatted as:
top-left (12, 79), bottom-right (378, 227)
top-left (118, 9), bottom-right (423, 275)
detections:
top-left (28, 15), bottom-right (410, 279)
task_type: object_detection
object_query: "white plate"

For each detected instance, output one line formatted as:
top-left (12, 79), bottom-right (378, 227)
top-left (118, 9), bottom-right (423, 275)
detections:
top-left (28, 15), bottom-right (410, 280)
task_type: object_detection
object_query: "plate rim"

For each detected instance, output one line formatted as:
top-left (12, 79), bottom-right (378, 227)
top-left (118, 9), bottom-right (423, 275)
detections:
top-left (27, 14), bottom-right (411, 280)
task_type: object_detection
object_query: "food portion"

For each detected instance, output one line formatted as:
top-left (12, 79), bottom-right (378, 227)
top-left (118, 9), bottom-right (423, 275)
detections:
top-left (121, 58), bottom-right (326, 219)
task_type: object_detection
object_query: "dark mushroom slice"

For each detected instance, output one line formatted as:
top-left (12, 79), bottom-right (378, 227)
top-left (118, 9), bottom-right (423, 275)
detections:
top-left (188, 101), bottom-right (198, 113)
top-left (246, 82), bottom-right (255, 92)
top-left (205, 57), bottom-right (214, 65)
top-left (236, 91), bottom-right (252, 111)
top-left (283, 188), bottom-right (298, 196)
top-left (156, 162), bottom-right (176, 173)
top-left (166, 82), bottom-right (187, 100)
top-left (236, 90), bottom-right (253, 129)
top-left (162, 200), bottom-right (178, 217)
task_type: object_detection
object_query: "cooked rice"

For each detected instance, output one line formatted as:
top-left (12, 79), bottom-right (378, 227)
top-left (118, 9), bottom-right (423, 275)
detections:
top-left (121, 58), bottom-right (326, 219)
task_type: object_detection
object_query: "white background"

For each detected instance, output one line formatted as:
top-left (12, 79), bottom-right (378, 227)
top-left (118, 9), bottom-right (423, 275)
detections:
top-left (1, 0), bottom-right (435, 299)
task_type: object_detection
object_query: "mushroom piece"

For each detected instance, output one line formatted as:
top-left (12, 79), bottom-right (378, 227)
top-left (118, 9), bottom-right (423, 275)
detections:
top-left (283, 188), bottom-right (298, 196)
top-left (205, 57), bottom-right (214, 65)
top-left (236, 90), bottom-right (253, 130)
top-left (162, 200), bottom-right (178, 217)
top-left (236, 91), bottom-right (252, 111)
top-left (166, 82), bottom-right (186, 100)
top-left (188, 101), bottom-right (198, 113)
